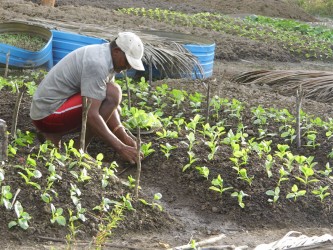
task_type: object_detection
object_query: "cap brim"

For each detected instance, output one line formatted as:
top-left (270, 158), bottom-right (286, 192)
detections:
top-left (126, 55), bottom-right (145, 71)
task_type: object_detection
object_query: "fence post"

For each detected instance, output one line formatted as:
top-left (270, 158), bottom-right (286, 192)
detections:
top-left (0, 119), bottom-right (8, 162)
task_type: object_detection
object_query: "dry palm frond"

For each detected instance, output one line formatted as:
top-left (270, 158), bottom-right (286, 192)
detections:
top-left (143, 42), bottom-right (204, 79)
top-left (231, 70), bottom-right (333, 103)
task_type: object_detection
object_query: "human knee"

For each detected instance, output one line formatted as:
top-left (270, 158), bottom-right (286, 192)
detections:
top-left (105, 83), bottom-right (122, 107)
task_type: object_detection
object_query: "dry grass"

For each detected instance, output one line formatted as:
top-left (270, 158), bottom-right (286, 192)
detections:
top-left (231, 70), bottom-right (333, 103)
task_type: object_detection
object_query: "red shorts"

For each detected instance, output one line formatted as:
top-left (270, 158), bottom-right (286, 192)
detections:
top-left (32, 93), bottom-right (82, 134)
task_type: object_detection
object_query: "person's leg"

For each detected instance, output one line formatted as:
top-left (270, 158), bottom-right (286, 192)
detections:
top-left (32, 93), bottom-right (82, 147)
top-left (83, 83), bottom-right (122, 150)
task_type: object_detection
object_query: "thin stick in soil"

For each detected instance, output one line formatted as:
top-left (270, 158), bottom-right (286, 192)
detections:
top-left (206, 80), bottom-right (210, 124)
top-left (4, 51), bottom-right (10, 78)
top-left (80, 97), bottom-right (91, 150)
top-left (0, 119), bottom-right (8, 162)
top-left (296, 85), bottom-right (304, 149)
top-left (11, 84), bottom-right (27, 137)
top-left (124, 70), bottom-right (131, 110)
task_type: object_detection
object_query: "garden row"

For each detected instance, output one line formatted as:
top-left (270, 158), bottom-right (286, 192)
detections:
top-left (118, 8), bottom-right (333, 61)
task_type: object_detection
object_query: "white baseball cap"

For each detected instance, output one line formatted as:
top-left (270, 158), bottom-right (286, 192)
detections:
top-left (115, 32), bottom-right (145, 71)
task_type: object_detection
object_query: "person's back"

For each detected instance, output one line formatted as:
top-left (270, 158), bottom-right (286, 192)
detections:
top-left (30, 43), bottom-right (113, 120)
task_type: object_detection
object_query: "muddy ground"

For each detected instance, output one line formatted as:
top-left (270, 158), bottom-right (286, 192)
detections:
top-left (1, 0), bottom-right (333, 249)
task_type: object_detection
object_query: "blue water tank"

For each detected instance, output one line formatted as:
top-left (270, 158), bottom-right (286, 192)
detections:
top-left (51, 30), bottom-right (108, 65)
top-left (0, 22), bottom-right (53, 69)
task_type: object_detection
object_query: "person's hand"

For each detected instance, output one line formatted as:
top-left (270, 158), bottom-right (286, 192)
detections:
top-left (122, 134), bottom-right (137, 148)
top-left (117, 144), bottom-right (142, 165)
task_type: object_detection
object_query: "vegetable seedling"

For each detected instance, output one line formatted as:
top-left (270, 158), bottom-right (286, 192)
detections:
top-left (209, 174), bottom-right (233, 196)
top-left (266, 186), bottom-right (280, 204)
top-left (286, 184), bottom-right (306, 201)
top-left (231, 190), bottom-right (249, 208)
top-left (195, 166), bottom-right (210, 179)
top-left (50, 204), bottom-right (66, 226)
top-left (160, 143), bottom-right (177, 160)
top-left (8, 201), bottom-right (31, 230)
top-left (312, 186), bottom-right (330, 203)
top-left (182, 151), bottom-right (199, 172)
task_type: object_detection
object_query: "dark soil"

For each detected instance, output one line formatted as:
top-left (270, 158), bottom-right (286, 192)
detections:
top-left (1, 0), bottom-right (333, 249)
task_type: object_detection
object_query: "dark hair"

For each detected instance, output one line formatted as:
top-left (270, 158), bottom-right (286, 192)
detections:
top-left (110, 39), bottom-right (118, 48)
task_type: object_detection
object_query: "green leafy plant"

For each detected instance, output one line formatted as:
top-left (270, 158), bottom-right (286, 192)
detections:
top-left (160, 143), bottom-right (177, 160)
top-left (209, 174), bottom-right (233, 196)
top-left (286, 184), bottom-right (306, 201)
top-left (266, 186), bottom-right (280, 204)
top-left (141, 142), bottom-right (155, 158)
top-left (231, 190), bottom-right (249, 208)
top-left (50, 204), bottom-right (67, 226)
top-left (238, 168), bottom-right (254, 186)
top-left (195, 166), bottom-right (210, 179)
top-left (8, 201), bottom-right (31, 230)
top-left (312, 186), bottom-right (330, 203)
top-left (182, 151), bottom-right (199, 172)
top-left (139, 193), bottom-right (163, 211)
top-left (1, 185), bottom-right (13, 209)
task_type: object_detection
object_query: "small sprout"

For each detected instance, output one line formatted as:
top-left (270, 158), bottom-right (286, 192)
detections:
top-left (195, 166), bottom-right (210, 179)
top-left (209, 174), bottom-right (233, 196)
top-left (8, 201), bottom-right (31, 230)
top-left (266, 186), bottom-right (280, 204)
top-left (231, 190), bottom-right (249, 208)
top-left (312, 186), bottom-right (330, 203)
top-left (286, 184), bottom-right (306, 202)
top-left (50, 204), bottom-right (66, 226)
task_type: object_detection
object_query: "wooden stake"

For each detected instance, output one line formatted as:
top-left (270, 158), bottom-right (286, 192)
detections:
top-left (296, 85), bottom-right (304, 149)
top-left (124, 70), bottom-right (131, 110)
top-left (134, 127), bottom-right (141, 199)
top-left (205, 81), bottom-right (210, 124)
top-left (80, 97), bottom-right (91, 151)
top-left (149, 55), bottom-right (153, 92)
top-left (0, 119), bottom-right (8, 162)
top-left (4, 51), bottom-right (10, 78)
top-left (11, 84), bottom-right (26, 138)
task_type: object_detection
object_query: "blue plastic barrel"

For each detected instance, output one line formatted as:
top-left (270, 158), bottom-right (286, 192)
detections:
top-left (183, 43), bottom-right (215, 79)
top-left (0, 22), bottom-right (53, 69)
top-left (51, 30), bottom-right (108, 65)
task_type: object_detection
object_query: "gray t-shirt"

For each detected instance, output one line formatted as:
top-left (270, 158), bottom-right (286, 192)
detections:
top-left (30, 43), bottom-right (114, 120)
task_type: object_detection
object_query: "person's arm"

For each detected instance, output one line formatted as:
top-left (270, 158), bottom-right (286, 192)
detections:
top-left (86, 97), bottom-right (138, 164)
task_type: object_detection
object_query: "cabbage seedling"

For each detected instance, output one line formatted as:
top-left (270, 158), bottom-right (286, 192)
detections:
top-left (209, 174), bottom-right (233, 196)
top-left (318, 162), bottom-right (332, 177)
top-left (205, 140), bottom-right (219, 160)
top-left (50, 204), bottom-right (66, 226)
top-left (160, 143), bottom-right (177, 160)
top-left (238, 168), bottom-right (254, 186)
top-left (173, 118), bottom-right (185, 132)
top-left (1, 185), bottom-right (13, 209)
top-left (185, 114), bottom-right (202, 133)
top-left (231, 190), bottom-right (249, 208)
top-left (286, 184), bottom-right (306, 202)
top-left (312, 186), bottom-right (330, 203)
top-left (195, 166), bottom-right (210, 179)
top-left (139, 192), bottom-right (163, 211)
top-left (264, 154), bottom-right (274, 178)
top-left (182, 151), bottom-right (199, 172)
top-left (8, 201), bottom-right (31, 230)
top-left (266, 186), bottom-right (280, 204)
top-left (295, 165), bottom-right (319, 185)
top-left (278, 167), bottom-right (289, 186)
top-left (156, 128), bottom-right (178, 139)
top-left (141, 142), bottom-right (155, 158)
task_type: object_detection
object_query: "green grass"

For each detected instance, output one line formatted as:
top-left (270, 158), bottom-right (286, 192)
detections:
top-left (0, 32), bottom-right (47, 51)
top-left (294, 0), bottom-right (333, 17)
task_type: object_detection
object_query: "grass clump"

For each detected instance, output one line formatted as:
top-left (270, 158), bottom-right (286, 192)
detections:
top-left (0, 32), bottom-right (47, 51)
